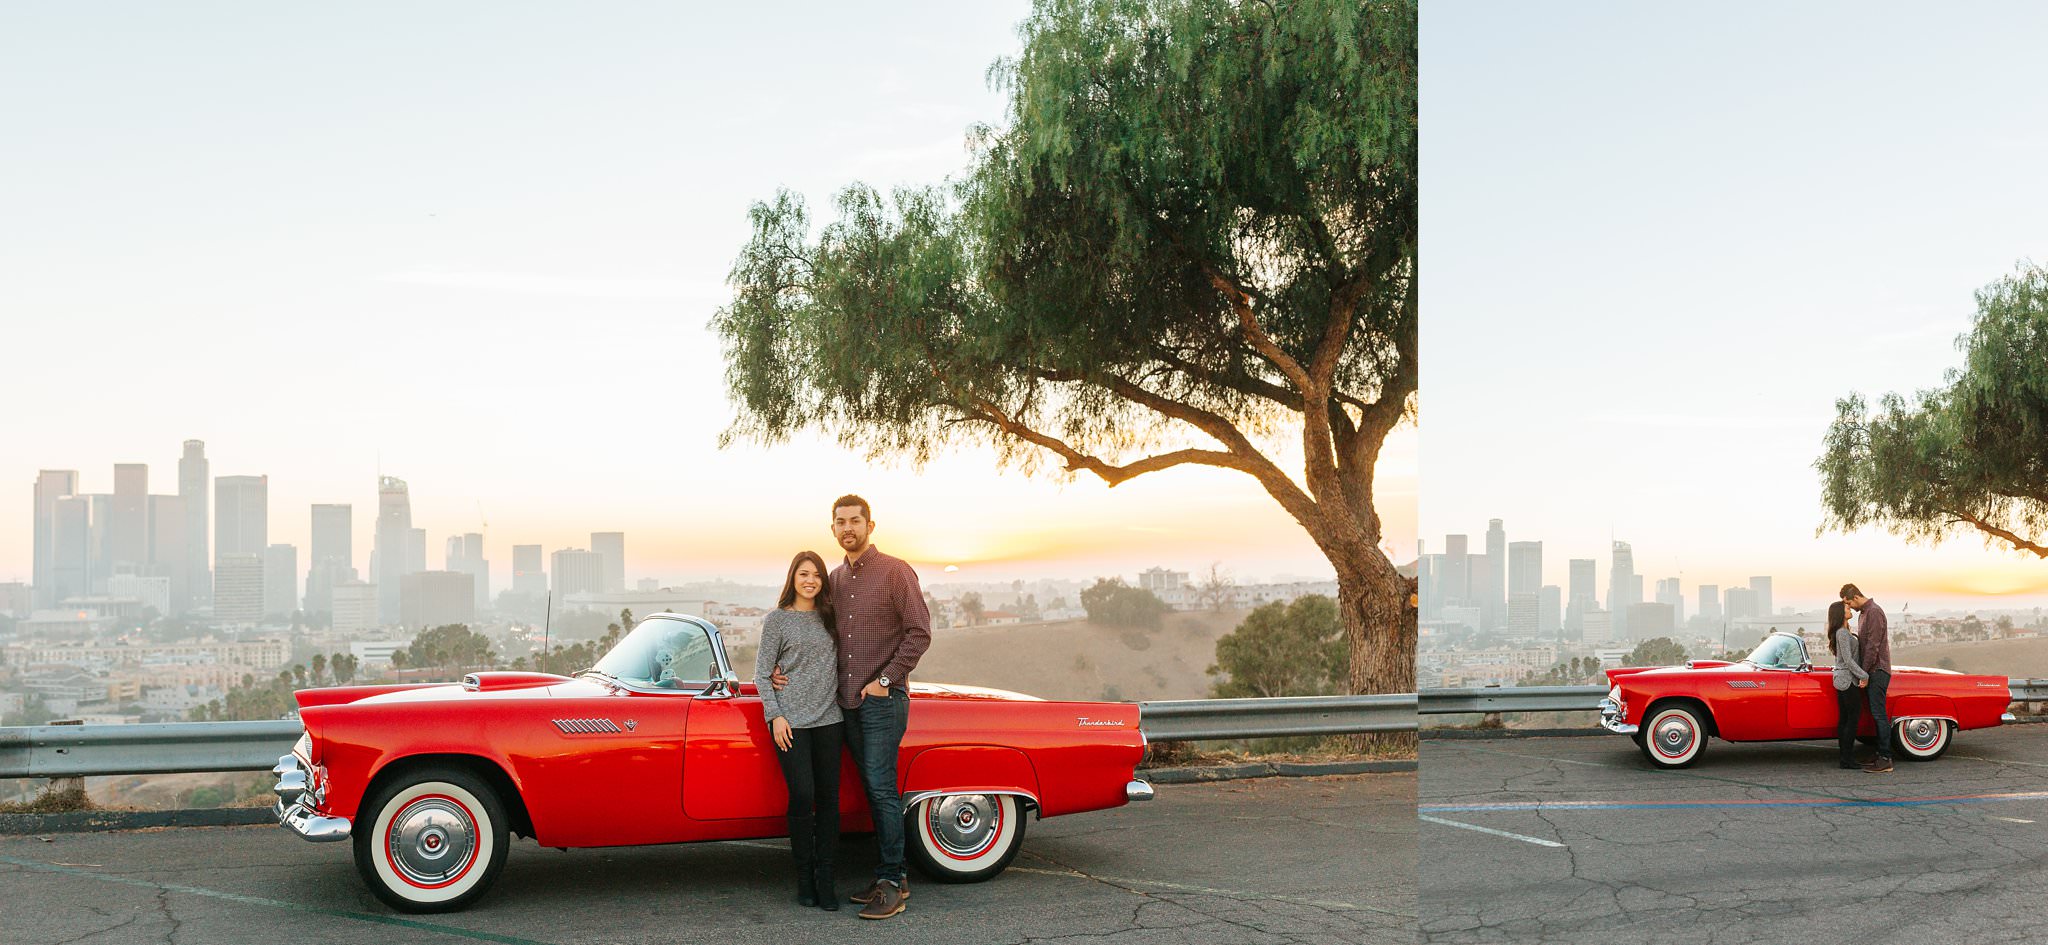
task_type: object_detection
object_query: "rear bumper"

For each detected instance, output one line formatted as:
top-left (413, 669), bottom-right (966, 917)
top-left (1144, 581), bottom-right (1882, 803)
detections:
top-left (273, 753), bottom-right (350, 842)
top-left (1598, 698), bottom-right (1639, 735)
top-left (1125, 779), bottom-right (1155, 802)
top-left (2004, 712), bottom-right (2018, 724)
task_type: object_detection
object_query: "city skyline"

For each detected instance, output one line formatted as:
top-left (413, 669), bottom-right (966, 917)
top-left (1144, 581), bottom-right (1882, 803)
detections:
top-left (1423, 4), bottom-right (2048, 611)
top-left (0, 2), bottom-right (1415, 593)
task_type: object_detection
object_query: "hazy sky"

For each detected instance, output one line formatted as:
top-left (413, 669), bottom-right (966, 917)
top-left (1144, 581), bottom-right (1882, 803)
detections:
top-left (1423, 3), bottom-right (2048, 612)
top-left (0, 2), bottom-right (1414, 589)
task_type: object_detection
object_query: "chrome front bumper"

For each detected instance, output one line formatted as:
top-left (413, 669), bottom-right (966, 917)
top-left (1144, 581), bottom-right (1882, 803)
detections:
top-left (2004, 712), bottom-right (2019, 723)
top-left (1126, 779), bottom-right (1155, 802)
top-left (273, 753), bottom-right (350, 842)
top-left (1598, 698), bottom-right (1638, 734)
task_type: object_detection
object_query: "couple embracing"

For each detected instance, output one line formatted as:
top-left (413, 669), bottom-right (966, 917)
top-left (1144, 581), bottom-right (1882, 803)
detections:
top-left (753, 493), bottom-right (931, 919)
top-left (1826, 583), bottom-right (1893, 773)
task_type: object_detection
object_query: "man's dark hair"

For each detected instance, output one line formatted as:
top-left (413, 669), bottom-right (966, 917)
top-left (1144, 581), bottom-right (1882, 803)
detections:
top-left (832, 494), bottom-right (871, 520)
top-left (1840, 583), bottom-right (1863, 600)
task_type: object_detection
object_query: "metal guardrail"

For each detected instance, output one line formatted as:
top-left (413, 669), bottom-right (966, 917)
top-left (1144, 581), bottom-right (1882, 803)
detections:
top-left (1139, 694), bottom-right (1418, 740)
top-left (1419, 686), bottom-right (1606, 715)
top-left (0, 695), bottom-right (1420, 780)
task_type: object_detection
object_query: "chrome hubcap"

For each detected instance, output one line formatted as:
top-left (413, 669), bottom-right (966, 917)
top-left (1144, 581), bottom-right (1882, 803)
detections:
top-left (1901, 719), bottom-right (1943, 751)
top-left (388, 797), bottom-right (476, 886)
top-left (1654, 714), bottom-right (1695, 757)
top-left (927, 795), bottom-right (1001, 857)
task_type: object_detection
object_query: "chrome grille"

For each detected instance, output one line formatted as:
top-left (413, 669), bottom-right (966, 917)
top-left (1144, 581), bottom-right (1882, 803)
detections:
top-left (552, 718), bottom-right (622, 734)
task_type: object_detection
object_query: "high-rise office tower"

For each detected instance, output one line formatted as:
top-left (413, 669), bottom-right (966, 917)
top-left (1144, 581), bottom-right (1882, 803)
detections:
top-left (1725, 586), bottom-right (1755, 622)
top-left (1441, 534), bottom-right (1470, 608)
top-left (1539, 585), bottom-right (1562, 638)
top-left (591, 532), bottom-right (625, 593)
top-left (86, 493), bottom-right (114, 592)
top-left (50, 493), bottom-right (93, 604)
top-left (1483, 520), bottom-right (1507, 631)
top-left (551, 549), bottom-right (605, 599)
top-left (512, 544), bottom-right (545, 595)
top-left (179, 440), bottom-right (210, 607)
top-left (1749, 576), bottom-right (1773, 618)
top-left (32, 470), bottom-right (79, 608)
top-left (214, 553), bottom-right (264, 624)
top-left (1655, 577), bottom-right (1685, 628)
top-left (444, 533), bottom-right (490, 611)
top-left (264, 544), bottom-right (297, 616)
top-left (1507, 541), bottom-right (1542, 597)
top-left (374, 477), bottom-right (411, 625)
top-left (332, 580), bottom-right (378, 633)
top-left (1566, 558), bottom-right (1597, 633)
top-left (407, 528), bottom-right (427, 577)
top-left (1468, 553), bottom-right (1497, 630)
top-left (147, 495), bottom-right (187, 614)
top-left (1607, 541), bottom-right (1637, 640)
top-left (111, 463), bottom-right (149, 574)
top-left (1698, 583), bottom-right (1721, 622)
top-left (1417, 548), bottom-right (1440, 620)
top-left (401, 571), bottom-right (476, 628)
top-left (214, 475), bottom-right (268, 559)
top-left (307, 504), bottom-right (353, 615)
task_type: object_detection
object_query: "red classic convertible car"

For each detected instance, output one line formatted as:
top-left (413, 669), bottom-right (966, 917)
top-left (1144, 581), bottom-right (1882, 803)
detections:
top-left (1598, 630), bottom-right (2013, 769)
top-left (272, 612), bottom-right (1151, 912)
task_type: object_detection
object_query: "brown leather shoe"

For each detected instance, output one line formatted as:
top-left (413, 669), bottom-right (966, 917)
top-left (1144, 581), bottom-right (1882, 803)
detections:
top-left (848, 878), bottom-right (909, 904)
top-left (857, 880), bottom-right (906, 920)
top-left (1862, 757), bottom-right (1894, 773)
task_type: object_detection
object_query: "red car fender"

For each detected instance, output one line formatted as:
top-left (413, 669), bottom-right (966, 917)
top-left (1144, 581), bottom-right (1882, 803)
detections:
top-left (903, 745), bottom-right (1042, 809)
top-left (302, 702), bottom-right (522, 825)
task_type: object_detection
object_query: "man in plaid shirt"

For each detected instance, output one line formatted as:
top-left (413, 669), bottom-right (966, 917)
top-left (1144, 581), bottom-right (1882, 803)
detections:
top-left (775, 494), bottom-right (931, 918)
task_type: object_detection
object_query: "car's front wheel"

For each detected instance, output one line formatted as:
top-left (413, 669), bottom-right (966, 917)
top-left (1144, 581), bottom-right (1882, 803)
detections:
top-left (1640, 703), bottom-right (1709, 769)
top-left (353, 766), bottom-right (510, 913)
top-left (905, 793), bottom-right (1027, 883)
top-left (1894, 718), bottom-right (1953, 761)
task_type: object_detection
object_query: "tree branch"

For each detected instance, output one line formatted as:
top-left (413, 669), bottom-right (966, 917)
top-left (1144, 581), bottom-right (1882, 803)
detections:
top-left (1941, 507), bottom-right (2048, 559)
top-left (1202, 263), bottom-right (1313, 395)
top-left (962, 399), bottom-right (1251, 486)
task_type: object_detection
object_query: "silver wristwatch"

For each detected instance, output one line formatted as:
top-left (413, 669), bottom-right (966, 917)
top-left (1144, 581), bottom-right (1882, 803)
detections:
top-left (878, 674), bottom-right (891, 689)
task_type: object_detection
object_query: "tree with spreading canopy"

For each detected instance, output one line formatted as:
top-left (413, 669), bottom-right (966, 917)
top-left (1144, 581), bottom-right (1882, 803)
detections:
top-left (714, 0), bottom-right (1417, 696)
top-left (1819, 263), bottom-right (2048, 559)
top-left (1624, 637), bottom-right (1688, 669)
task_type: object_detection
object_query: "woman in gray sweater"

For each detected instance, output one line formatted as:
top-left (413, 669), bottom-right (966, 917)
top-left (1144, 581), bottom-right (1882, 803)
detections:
top-left (1828, 600), bottom-right (1871, 769)
top-left (757, 550), bottom-right (845, 910)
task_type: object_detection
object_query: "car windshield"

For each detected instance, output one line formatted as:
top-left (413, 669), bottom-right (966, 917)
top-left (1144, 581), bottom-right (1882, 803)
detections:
top-left (1744, 633), bottom-right (1807, 670)
top-left (586, 616), bottom-right (721, 689)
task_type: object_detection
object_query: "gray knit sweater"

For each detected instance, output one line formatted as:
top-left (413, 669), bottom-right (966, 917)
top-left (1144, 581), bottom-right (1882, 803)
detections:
top-left (755, 608), bottom-right (843, 729)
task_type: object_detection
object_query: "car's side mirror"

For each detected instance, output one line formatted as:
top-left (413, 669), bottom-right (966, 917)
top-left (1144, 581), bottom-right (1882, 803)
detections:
top-left (1798, 661), bottom-right (1812, 673)
top-left (694, 669), bottom-right (741, 700)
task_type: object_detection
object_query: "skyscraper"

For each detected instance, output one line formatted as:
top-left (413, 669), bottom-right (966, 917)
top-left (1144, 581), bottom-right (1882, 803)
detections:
top-left (214, 553), bottom-right (264, 624)
top-left (111, 463), bottom-right (149, 574)
top-left (591, 532), bottom-right (625, 593)
top-left (551, 549), bottom-right (605, 600)
top-left (1607, 541), bottom-right (1637, 640)
top-left (307, 504), bottom-right (353, 615)
top-left (214, 475), bottom-right (268, 558)
top-left (179, 440), bottom-right (209, 608)
top-left (401, 571), bottom-right (476, 628)
top-left (444, 532), bottom-right (489, 612)
top-left (1507, 541), bottom-right (1542, 597)
top-left (1539, 585), bottom-right (1562, 638)
top-left (1483, 520), bottom-right (1507, 631)
top-left (374, 477), bottom-right (411, 625)
top-left (32, 470), bottom-right (79, 608)
top-left (264, 544), bottom-right (298, 616)
top-left (1441, 535), bottom-right (1469, 611)
top-left (1566, 558), bottom-right (1596, 634)
top-left (512, 544), bottom-right (546, 595)
top-left (1749, 576), bottom-right (1774, 618)
top-left (1698, 583), bottom-right (1721, 622)
top-left (1655, 577), bottom-right (1685, 628)
top-left (50, 493), bottom-right (92, 604)
top-left (147, 494), bottom-right (187, 614)
top-left (1468, 553), bottom-right (1497, 630)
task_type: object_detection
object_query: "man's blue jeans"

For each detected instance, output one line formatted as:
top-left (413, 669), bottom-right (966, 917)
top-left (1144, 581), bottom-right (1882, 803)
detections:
top-left (843, 688), bottom-right (911, 884)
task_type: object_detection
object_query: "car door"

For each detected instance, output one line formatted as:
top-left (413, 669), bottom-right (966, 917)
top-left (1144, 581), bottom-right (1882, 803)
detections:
top-left (1785, 666), bottom-right (1838, 737)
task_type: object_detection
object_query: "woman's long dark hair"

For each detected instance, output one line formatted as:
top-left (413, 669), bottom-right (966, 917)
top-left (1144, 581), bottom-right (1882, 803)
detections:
top-left (777, 550), bottom-right (835, 630)
top-left (1825, 600), bottom-right (1848, 655)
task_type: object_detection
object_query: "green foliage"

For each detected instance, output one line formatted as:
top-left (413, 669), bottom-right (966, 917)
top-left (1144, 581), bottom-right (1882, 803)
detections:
top-left (1526, 656), bottom-right (1606, 687)
top-left (1207, 595), bottom-right (1345, 698)
top-left (399, 624), bottom-right (497, 675)
top-left (959, 591), bottom-right (986, 625)
top-left (1819, 263), bottom-right (2048, 558)
top-left (1624, 638), bottom-right (1689, 668)
top-left (1079, 577), bottom-right (1170, 629)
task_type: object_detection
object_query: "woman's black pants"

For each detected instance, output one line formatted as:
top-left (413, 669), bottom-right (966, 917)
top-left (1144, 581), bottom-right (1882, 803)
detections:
top-left (776, 721), bottom-right (844, 873)
top-left (1836, 684), bottom-right (1862, 766)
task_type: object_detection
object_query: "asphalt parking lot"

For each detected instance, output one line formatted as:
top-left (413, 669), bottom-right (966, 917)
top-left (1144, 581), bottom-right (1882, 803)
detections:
top-left (0, 772), bottom-right (1411, 945)
top-left (1420, 726), bottom-right (2048, 944)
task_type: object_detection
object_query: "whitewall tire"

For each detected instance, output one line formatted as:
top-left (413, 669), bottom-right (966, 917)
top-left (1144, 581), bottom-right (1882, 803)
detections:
top-left (905, 793), bottom-right (1027, 883)
top-left (353, 766), bottom-right (509, 913)
top-left (1640, 704), bottom-right (1708, 769)
top-left (1894, 718), bottom-right (1953, 761)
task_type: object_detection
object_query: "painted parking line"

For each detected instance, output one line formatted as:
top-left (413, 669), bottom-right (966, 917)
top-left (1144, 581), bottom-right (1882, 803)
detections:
top-left (1418, 815), bottom-right (1565, 848)
top-left (1422, 788), bottom-right (2048, 813)
top-left (0, 854), bottom-right (553, 945)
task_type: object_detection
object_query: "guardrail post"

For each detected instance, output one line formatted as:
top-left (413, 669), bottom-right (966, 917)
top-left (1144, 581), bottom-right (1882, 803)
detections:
top-left (1479, 684), bottom-right (1504, 729)
top-left (48, 719), bottom-right (87, 805)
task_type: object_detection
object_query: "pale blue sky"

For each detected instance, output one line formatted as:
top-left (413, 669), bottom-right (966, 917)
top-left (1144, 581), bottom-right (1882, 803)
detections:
top-left (1422, 3), bottom-right (2048, 611)
top-left (0, 2), bottom-right (1413, 588)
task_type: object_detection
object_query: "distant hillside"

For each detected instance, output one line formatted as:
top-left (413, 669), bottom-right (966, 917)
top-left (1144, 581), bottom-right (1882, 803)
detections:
top-left (1896, 636), bottom-right (2048, 677)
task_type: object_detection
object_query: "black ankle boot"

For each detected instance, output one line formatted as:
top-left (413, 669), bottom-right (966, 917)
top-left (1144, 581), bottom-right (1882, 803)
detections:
top-left (797, 868), bottom-right (819, 907)
top-left (816, 863), bottom-right (839, 911)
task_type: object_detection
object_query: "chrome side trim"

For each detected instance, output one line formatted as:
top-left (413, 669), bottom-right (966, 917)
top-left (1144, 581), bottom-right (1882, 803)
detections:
top-left (901, 788), bottom-right (1041, 811)
top-left (1125, 779), bottom-right (1155, 802)
top-left (1598, 698), bottom-right (1639, 735)
top-left (552, 718), bottom-right (623, 734)
top-left (275, 799), bottom-right (351, 842)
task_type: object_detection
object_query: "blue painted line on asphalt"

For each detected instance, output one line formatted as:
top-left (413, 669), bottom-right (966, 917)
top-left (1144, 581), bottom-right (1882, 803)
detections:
top-left (0, 854), bottom-right (558, 945)
top-left (1422, 789), bottom-right (2048, 813)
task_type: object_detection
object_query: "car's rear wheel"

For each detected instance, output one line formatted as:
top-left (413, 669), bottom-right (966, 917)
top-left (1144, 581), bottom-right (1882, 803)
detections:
top-left (1894, 718), bottom-right (1953, 761)
top-left (353, 766), bottom-right (509, 913)
top-left (1640, 703), bottom-right (1708, 769)
top-left (905, 793), bottom-right (1026, 883)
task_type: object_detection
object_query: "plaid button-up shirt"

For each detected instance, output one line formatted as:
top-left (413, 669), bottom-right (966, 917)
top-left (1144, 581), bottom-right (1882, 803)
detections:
top-left (829, 544), bottom-right (933, 709)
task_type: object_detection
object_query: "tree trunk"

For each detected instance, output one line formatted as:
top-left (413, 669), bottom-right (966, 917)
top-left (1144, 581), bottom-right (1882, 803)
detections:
top-left (1327, 535), bottom-right (1416, 756)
